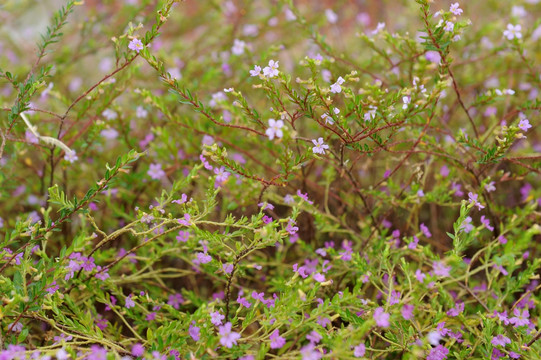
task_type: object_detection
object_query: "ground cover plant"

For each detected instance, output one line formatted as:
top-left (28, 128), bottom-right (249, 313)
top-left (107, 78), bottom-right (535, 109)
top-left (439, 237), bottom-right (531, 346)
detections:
top-left (0, 0), bottom-right (540, 359)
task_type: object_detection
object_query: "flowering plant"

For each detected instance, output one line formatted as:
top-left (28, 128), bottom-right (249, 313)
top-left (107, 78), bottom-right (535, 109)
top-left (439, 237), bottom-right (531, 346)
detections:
top-left (0, 0), bottom-right (539, 359)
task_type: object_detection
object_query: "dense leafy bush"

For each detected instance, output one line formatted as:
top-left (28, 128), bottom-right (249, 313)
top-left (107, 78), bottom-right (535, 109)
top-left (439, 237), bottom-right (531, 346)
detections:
top-left (0, 0), bottom-right (540, 359)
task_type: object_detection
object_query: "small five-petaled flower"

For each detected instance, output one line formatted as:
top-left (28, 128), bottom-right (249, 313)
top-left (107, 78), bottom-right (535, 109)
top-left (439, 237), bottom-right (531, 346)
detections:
top-left (312, 138), bottom-right (329, 154)
top-left (128, 38), bottom-right (144, 53)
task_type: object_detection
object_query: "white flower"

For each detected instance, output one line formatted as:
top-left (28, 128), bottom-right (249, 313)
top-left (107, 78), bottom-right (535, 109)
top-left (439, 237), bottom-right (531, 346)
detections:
top-left (444, 21), bottom-right (454, 33)
top-left (371, 22), bottom-right (385, 35)
top-left (450, 3), bottom-right (463, 16)
top-left (249, 65), bottom-right (261, 77)
top-left (209, 92), bottom-right (226, 107)
top-left (64, 150), bottom-right (78, 163)
top-left (266, 119), bottom-right (284, 140)
top-left (136, 106), bottom-right (148, 118)
top-left (402, 96), bottom-right (411, 109)
top-left (168, 67), bottom-right (182, 79)
top-left (312, 137), bottom-right (329, 155)
top-left (263, 60), bottom-right (279, 78)
top-left (284, 8), bottom-right (296, 21)
top-left (364, 106), bottom-right (377, 121)
top-left (231, 39), bottom-right (246, 55)
top-left (102, 109), bottom-right (117, 120)
top-left (321, 113), bottom-right (334, 125)
top-left (325, 9), bottom-right (338, 24)
top-left (333, 107), bottom-right (340, 115)
top-left (503, 24), bottom-right (522, 40)
top-left (330, 76), bottom-right (345, 93)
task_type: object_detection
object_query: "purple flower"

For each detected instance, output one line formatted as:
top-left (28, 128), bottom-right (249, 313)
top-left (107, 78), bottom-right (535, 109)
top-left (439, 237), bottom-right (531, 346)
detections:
top-left (178, 213), bottom-right (191, 226)
top-left (223, 263), bottom-right (234, 274)
top-left (125, 294), bottom-right (135, 309)
top-left (401, 304), bottom-right (414, 320)
top-left (432, 261), bottom-right (451, 277)
top-left (468, 192), bottom-right (485, 210)
top-left (427, 345), bottom-right (449, 360)
top-left (196, 252), bottom-right (212, 264)
top-left (46, 281), bottom-right (59, 294)
top-left (491, 334), bottom-right (511, 347)
top-left (373, 307), bottom-right (390, 327)
top-left (168, 293), bottom-right (184, 309)
top-left (211, 311), bottom-right (225, 326)
top-left (353, 343), bottom-right (366, 357)
top-left (89, 345), bottom-right (107, 360)
top-left (286, 220), bottom-right (299, 235)
top-left (148, 163), bottom-right (166, 180)
top-left (420, 223), bottom-right (432, 238)
top-left (189, 321), bottom-right (200, 341)
top-left (425, 51), bottom-right (441, 64)
top-left (214, 166), bottom-right (230, 185)
top-left (300, 343), bottom-right (322, 360)
top-left (128, 38), bottom-right (144, 53)
top-left (509, 308), bottom-right (529, 327)
top-left (269, 329), bottom-right (286, 349)
top-left (306, 330), bottom-right (322, 344)
top-left (297, 190), bottom-right (314, 204)
top-left (446, 302), bottom-right (464, 317)
top-left (237, 295), bottom-right (251, 308)
top-left (460, 216), bottom-right (474, 233)
top-left (518, 118), bottom-right (532, 132)
top-left (218, 322), bottom-right (241, 348)
top-left (408, 236), bottom-right (419, 249)
top-left (492, 348), bottom-right (505, 360)
top-left (131, 343), bottom-right (145, 357)
top-left (176, 230), bottom-right (189, 243)
top-left (480, 216), bottom-right (494, 231)
top-left (389, 290), bottom-right (401, 305)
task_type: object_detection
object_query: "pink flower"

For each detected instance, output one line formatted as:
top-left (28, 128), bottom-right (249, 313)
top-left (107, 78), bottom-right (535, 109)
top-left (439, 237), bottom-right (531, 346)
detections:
top-left (218, 322), bottom-right (241, 348)
top-left (373, 307), bottom-right (390, 327)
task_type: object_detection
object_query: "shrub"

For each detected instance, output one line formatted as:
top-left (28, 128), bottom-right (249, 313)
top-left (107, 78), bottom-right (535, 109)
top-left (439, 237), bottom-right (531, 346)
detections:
top-left (0, 0), bottom-right (539, 359)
